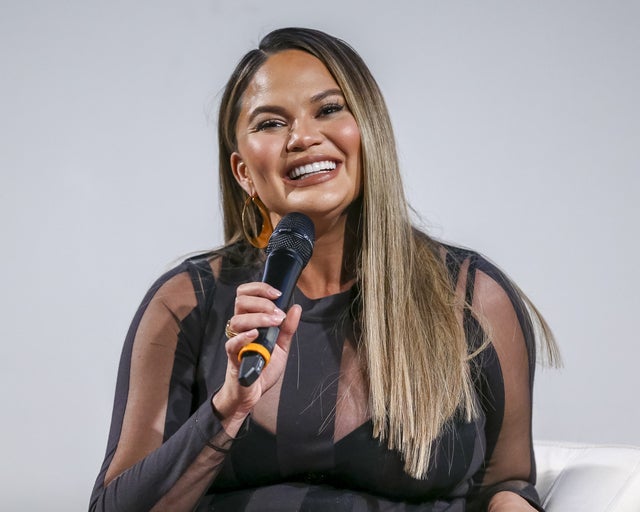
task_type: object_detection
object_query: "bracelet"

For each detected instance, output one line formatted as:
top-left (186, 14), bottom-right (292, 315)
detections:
top-left (194, 408), bottom-right (234, 454)
top-left (205, 439), bottom-right (231, 453)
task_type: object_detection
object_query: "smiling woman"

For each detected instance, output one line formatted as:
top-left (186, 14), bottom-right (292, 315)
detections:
top-left (230, 49), bottom-right (362, 229)
top-left (89, 27), bottom-right (558, 512)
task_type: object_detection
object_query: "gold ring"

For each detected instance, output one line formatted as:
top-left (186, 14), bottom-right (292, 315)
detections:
top-left (225, 320), bottom-right (239, 339)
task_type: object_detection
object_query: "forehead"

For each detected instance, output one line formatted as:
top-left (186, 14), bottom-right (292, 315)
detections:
top-left (242, 50), bottom-right (341, 108)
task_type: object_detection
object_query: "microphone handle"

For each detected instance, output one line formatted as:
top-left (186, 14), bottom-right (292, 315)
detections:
top-left (238, 250), bottom-right (304, 387)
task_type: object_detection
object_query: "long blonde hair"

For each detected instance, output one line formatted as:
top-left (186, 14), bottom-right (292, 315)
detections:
top-left (217, 28), bottom-right (557, 478)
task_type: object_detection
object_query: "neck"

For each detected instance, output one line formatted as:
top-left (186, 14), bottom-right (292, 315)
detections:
top-left (295, 211), bottom-right (359, 299)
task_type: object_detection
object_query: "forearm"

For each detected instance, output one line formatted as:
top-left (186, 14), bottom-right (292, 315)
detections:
top-left (488, 491), bottom-right (539, 512)
top-left (90, 398), bottom-right (231, 512)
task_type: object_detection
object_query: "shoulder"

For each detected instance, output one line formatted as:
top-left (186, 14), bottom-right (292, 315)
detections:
top-left (150, 242), bottom-right (260, 292)
top-left (135, 259), bottom-right (205, 327)
top-left (146, 243), bottom-right (265, 311)
top-left (440, 242), bottom-right (538, 366)
top-left (421, 236), bottom-right (536, 346)
top-left (432, 240), bottom-right (525, 316)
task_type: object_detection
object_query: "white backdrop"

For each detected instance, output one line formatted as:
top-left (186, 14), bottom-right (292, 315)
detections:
top-left (1, 1), bottom-right (638, 510)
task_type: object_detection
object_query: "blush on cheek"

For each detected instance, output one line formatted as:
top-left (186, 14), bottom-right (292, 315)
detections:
top-left (238, 137), bottom-right (279, 179)
top-left (338, 122), bottom-right (361, 149)
top-left (244, 137), bottom-right (271, 156)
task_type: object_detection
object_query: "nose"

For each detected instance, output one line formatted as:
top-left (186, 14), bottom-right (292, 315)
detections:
top-left (286, 118), bottom-right (322, 152)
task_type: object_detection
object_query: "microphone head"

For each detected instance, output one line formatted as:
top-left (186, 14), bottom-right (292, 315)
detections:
top-left (266, 212), bottom-right (315, 265)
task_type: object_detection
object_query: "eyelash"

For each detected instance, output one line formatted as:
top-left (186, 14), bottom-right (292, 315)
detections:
top-left (255, 119), bottom-right (285, 131)
top-left (253, 102), bottom-right (346, 131)
top-left (317, 102), bottom-right (344, 116)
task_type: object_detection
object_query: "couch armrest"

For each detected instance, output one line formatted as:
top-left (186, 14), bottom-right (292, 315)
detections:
top-left (535, 441), bottom-right (640, 511)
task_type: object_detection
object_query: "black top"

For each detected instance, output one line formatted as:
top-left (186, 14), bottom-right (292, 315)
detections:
top-left (89, 243), bottom-right (543, 511)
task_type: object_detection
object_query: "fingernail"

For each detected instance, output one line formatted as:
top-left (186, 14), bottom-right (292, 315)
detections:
top-left (270, 288), bottom-right (282, 297)
top-left (272, 309), bottom-right (286, 321)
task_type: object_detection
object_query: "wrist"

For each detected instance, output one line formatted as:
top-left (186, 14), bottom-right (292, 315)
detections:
top-left (488, 491), bottom-right (534, 512)
top-left (211, 387), bottom-right (251, 426)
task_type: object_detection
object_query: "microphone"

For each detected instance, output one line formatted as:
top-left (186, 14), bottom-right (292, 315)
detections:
top-left (238, 212), bottom-right (315, 387)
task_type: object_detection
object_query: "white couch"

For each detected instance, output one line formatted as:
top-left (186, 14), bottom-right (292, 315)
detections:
top-left (535, 441), bottom-right (640, 511)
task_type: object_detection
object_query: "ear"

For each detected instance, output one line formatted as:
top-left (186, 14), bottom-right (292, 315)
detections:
top-left (230, 152), bottom-right (254, 196)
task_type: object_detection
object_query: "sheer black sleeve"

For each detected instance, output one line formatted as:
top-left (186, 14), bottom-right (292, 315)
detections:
top-left (89, 259), bottom-right (233, 512)
top-left (448, 249), bottom-right (543, 511)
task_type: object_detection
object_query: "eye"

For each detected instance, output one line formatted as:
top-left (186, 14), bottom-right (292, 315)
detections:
top-left (317, 102), bottom-right (345, 117)
top-left (254, 119), bottom-right (286, 131)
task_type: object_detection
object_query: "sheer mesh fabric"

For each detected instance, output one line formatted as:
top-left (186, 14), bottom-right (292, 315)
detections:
top-left (248, 289), bottom-right (368, 442)
top-left (471, 270), bottom-right (534, 487)
top-left (89, 243), bottom-right (543, 511)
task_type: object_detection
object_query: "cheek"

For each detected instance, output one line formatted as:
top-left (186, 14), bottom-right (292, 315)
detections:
top-left (341, 121), bottom-right (363, 192)
top-left (236, 135), bottom-right (284, 182)
top-left (337, 119), bottom-right (361, 155)
top-left (240, 137), bottom-right (272, 165)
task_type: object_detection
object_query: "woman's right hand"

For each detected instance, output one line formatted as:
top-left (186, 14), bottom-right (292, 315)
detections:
top-left (212, 281), bottom-right (301, 433)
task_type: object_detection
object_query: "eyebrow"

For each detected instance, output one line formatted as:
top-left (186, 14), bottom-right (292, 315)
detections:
top-left (247, 105), bottom-right (288, 125)
top-left (310, 88), bottom-right (344, 103)
top-left (246, 88), bottom-right (345, 124)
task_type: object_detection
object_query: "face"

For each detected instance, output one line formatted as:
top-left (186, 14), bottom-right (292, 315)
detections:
top-left (231, 49), bottom-right (362, 230)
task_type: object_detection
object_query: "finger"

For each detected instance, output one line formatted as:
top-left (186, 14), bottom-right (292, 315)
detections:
top-left (225, 329), bottom-right (259, 366)
top-left (274, 304), bottom-right (302, 354)
top-left (279, 304), bottom-right (302, 336)
top-left (234, 295), bottom-right (285, 316)
top-left (226, 306), bottom-right (300, 363)
top-left (229, 311), bottom-right (286, 334)
top-left (236, 282), bottom-right (282, 299)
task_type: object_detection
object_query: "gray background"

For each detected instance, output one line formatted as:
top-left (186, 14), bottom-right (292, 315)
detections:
top-left (1, 1), bottom-right (638, 510)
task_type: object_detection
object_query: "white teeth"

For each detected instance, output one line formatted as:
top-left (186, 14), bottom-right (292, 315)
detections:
top-left (289, 160), bottom-right (337, 180)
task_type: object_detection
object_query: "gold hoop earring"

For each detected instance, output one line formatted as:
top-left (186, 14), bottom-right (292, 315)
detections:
top-left (241, 194), bottom-right (273, 248)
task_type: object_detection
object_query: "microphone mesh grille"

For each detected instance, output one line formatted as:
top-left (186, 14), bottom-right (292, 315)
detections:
top-left (266, 213), bottom-right (315, 264)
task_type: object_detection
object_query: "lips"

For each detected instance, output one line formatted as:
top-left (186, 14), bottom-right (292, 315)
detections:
top-left (288, 160), bottom-right (337, 180)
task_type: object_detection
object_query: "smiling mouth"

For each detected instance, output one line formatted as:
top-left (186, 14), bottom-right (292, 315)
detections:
top-left (288, 160), bottom-right (337, 180)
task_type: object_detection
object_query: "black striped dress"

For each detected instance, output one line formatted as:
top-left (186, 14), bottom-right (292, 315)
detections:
top-left (90, 243), bottom-right (543, 511)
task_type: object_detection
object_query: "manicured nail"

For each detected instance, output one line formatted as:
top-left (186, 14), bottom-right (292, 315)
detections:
top-left (270, 288), bottom-right (282, 297)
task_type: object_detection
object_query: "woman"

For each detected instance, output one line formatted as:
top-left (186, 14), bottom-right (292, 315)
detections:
top-left (90, 27), bottom-right (558, 511)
